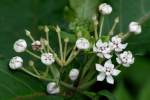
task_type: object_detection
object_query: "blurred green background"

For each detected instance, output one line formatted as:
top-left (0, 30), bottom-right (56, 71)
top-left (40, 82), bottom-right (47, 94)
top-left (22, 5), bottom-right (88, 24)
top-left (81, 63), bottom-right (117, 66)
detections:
top-left (0, 0), bottom-right (150, 100)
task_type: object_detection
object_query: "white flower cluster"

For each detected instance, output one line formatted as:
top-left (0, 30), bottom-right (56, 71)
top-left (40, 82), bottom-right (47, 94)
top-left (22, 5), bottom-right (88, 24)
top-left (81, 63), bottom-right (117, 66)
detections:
top-left (8, 2), bottom-right (143, 95)
top-left (95, 35), bottom-right (134, 84)
top-left (9, 32), bottom-right (55, 70)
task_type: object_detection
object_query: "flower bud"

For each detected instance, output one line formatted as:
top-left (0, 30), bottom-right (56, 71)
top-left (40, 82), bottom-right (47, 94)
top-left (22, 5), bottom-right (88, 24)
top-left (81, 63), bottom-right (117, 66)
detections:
top-left (69, 68), bottom-right (79, 81)
top-left (92, 15), bottom-right (98, 26)
top-left (99, 3), bottom-right (112, 15)
top-left (41, 53), bottom-right (55, 65)
top-left (129, 22), bottom-right (141, 34)
top-left (25, 29), bottom-right (31, 36)
top-left (64, 38), bottom-right (69, 43)
top-left (29, 60), bottom-right (34, 66)
top-left (56, 26), bottom-right (61, 33)
top-left (9, 56), bottom-right (23, 70)
top-left (13, 39), bottom-right (27, 53)
top-left (31, 40), bottom-right (42, 51)
top-left (115, 17), bottom-right (119, 23)
top-left (44, 25), bottom-right (49, 33)
top-left (76, 38), bottom-right (90, 50)
top-left (47, 82), bottom-right (60, 94)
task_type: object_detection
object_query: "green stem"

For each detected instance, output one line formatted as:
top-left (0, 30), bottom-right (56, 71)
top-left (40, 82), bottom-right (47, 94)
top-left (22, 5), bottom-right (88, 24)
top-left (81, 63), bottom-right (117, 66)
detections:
top-left (80, 56), bottom-right (95, 79)
top-left (109, 17), bottom-right (119, 35)
top-left (21, 67), bottom-right (54, 81)
top-left (25, 30), bottom-right (35, 42)
top-left (121, 32), bottom-right (132, 41)
top-left (64, 50), bottom-right (79, 66)
top-left (63, 40), bottom-right (68, 62)
top-left (94, 24), bottom-right (98, 40)
top-left (78, 79), bottom-right (96, 90)
top-left (99, 16), bottom-right (105, 37)
top-left (31, 65), bottom-right (40, 76)
top-left (43, 66), bottom-right (50, 77)
top-left (56, 31), bottom-right (63, 61)
top-left (26, 50), bottom-right (40, 59)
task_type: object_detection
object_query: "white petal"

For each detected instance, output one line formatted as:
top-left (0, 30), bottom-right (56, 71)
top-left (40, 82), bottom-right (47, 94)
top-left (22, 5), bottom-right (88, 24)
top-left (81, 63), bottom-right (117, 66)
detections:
top-left (96, 64), bottom-right (105, 72)
top-left (121, 43), bottom-right (128, 49)
top-left (104, 59), bottom-right (114, 68)
top-left (96, 39), bottom-right (102, 47)
top-left (97, 73), bottom-right (105, 81)
top-left (103, 53), bottom-right (112, 59)
top-left (115, 48), bottom-right (122, 52)
top-left (93, 45), bottom-right (97, 52)
top-left (116, 58), bottom-right (121, 64)
top-left (106, 75), bottom-right (114, 84)
top-left (97, 53), bottom-right (104, 58)
top-left (112, 69), bottom-right (121, 76)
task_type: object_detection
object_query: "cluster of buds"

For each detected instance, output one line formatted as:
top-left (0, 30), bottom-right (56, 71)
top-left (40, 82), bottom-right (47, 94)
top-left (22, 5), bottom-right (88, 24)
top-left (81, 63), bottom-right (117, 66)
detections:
top-left (9, 3), bottom-right (142, 95)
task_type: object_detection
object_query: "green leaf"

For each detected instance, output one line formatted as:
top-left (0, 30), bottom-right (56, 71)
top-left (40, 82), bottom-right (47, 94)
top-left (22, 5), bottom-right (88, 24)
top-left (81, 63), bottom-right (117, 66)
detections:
top-left (138, 80), bottom-right (150, 100)
top-left (123, 56), bottom-right (150, 86)
top-left (114, 83), bottom-right (132, 100)
top-left (19, 95), bottom-right (64, 100)
top-left (69, 0), bottom-right (101, 21)
top-left (97, 90), bottom-right (116, 100)
top-left (61, 31), bottom-right (77, 43)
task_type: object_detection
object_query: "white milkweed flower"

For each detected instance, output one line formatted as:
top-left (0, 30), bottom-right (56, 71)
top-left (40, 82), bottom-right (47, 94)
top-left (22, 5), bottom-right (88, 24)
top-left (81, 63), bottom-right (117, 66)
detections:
top-left (129, 22), bottom-right (142, 34)
top-left (69, 68), bottom-right (79, 81)
top-left (47, 82), bottom-right (60, 94)
top-left (109, 35), bottom-right (128, 52)
top-left (93, 40), bottom-right (112, 59)
top-left (31, 40), bottom-right (42, 51)
top-left (116, 51), bottom-right (134, 67)
top-left (13, 39), bottom-right (27, 53)
top-left (99, 3), bottom-right (112, 15)
top-left (76, 38), bottom-right (90, 50)
top-left (9, 56), bottom-right (23, 70)
top-left (96, 59), bottom-right (121, 84)
top-left (41, 53), bottom-right (55, 65)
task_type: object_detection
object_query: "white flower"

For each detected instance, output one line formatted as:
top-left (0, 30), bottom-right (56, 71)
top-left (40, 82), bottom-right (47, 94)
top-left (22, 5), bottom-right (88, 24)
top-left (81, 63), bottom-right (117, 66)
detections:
top-left (47, 82), bottom-right (60, 94)
top-left (9, 56), bottom-right (23, 70)
top-left (76, 38), bottom-right (90, 50)
top-left (69, 68), bottom-right (79, 81)
top-left (93, 40), bottom-right (112, 59)
top-left (109, 35), bottom-right (128, 52)
top-left (13, 39), bottom-right (27, 53)
top-left (99, 3), bottom-right (112, 15)
top-left (32, 40), bottom-right (42, 51)
top-left (96, 60), bottom-right (121, 84)
top-left (41, 53), bottom-right (55, 65)
top-left (116, 51), bottom-right (134, 67)
top-left (129, 22), bottom-right (142, 34)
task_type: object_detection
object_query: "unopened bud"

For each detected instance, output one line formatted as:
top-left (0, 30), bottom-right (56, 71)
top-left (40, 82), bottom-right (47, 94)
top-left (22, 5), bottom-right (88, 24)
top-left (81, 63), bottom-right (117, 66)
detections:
top-left (29, 60), bottom-right (34, 66)
top-left (56, 26), bottom-right (61, 33)
top-left (64, 38), bottom-right (69, 43)
top-left (25, 29), bottom-right (31, 36)
top-left (44, 25), bottom-right (49, 33)
top-left (69, 68), bottom-right (79, 81)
